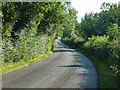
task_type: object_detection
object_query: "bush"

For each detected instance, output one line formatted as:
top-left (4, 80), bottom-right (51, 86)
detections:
top-left (107, 24), bottom-right (119, 41)
top-left (108, 39), bottom-right (120, 77)
top-left (84, 35), bottom-right (109, 59)
top-left (2, 21), bottom-right (56, 63)
top-left (62, 36), bottom-right (85, 49)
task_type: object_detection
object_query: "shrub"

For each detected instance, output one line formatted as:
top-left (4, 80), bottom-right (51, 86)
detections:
top-left (107, 24), bottom-right (119, 41)
top-left (84, 35), bottom-right (109, 59)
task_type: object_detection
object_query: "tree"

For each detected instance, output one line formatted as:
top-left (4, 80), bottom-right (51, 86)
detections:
top-left (80, 13), bottom-right (97, 38)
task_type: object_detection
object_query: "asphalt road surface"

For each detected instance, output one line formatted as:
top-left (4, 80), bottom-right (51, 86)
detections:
top-left (2, 41), bottom-right (99, 88)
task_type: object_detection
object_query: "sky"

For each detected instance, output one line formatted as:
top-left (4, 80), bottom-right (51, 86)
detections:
top-left (71, 0), bottom-right (120, 23)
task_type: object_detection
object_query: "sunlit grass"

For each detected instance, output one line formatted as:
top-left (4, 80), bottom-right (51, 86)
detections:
top-left (1, 51), bottom-right (53, 75)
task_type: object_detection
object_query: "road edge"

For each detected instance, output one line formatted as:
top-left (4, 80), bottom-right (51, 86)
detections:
top-left (61, 42), bottom-right (101, 88)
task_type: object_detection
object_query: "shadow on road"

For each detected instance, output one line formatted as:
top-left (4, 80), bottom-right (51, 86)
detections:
top-left (55, 47), bottom-right (64, 48)
top-left (69, 55), bottom-right (79, 58)
top-left (54, 50), bottom-right (75, 53)
top-left (59, 65), bottom-right (84, 67)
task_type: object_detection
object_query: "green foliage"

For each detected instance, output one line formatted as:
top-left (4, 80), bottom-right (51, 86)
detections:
top-left (1, 2), bottom-right (73, 66)
top-left (2, 2), bottom-right (21, 37)
top-left (62, 2), bottom-right (120, 87)
top-left (84, 35), bottom-right (109, 59)
top-left (80, 13), bottom-right (97, 38)
top-left (2, 28), bottom-right (55, 63)
top-left (2, 1), bottom-right (120, 87)
top-left (63, 7), bottom-right (78, 38)
top-left (107, 24), bottom-right (119, 40)
top-left (75, 3), bottom-right (119, 37)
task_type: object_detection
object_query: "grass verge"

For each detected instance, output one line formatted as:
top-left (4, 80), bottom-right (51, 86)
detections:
top-left (76, 49), bottom-right (118, 88)
top-left (1, 51), bottom-right (53, 75)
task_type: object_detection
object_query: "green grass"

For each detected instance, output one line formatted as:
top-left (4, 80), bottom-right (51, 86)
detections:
top-left (1, 51), bottom-right (53, 75)
top-left (76, 49), bottom-right (118, 88)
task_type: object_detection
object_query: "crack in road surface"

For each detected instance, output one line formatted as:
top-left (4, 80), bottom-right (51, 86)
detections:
top-left (2, 42), bottom-right (98, 88)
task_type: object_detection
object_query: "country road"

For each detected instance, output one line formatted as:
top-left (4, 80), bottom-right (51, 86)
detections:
top-left (2, 41), bottom-right (99, 88)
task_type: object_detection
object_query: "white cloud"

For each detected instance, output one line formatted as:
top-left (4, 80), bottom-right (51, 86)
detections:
top-left (71, 0), bottom-right (120, 22)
